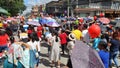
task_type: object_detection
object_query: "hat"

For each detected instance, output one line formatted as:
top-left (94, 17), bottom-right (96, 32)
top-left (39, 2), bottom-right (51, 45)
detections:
top-left (69, 33), bottom-right (76, 41)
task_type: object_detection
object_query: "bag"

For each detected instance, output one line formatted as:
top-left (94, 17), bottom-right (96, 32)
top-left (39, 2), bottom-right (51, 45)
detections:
top-left (35, 52), bottom-right (39, 58)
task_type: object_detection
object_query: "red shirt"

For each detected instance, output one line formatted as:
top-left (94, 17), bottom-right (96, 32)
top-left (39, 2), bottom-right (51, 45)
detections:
top-left (37, 31), bottom-right (42, 38)
top-left (0, 34), bottom-right (9, 46)
top-left (59, 32), bottom-right (67, 45)
top-left (37, 26), bottom-right (42, 31)
top-left (27, 29), bottom-right (32, 34)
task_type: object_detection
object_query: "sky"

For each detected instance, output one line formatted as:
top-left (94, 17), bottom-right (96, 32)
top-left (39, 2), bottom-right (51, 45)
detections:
top-left (22, 0), bottom-right (58, 15)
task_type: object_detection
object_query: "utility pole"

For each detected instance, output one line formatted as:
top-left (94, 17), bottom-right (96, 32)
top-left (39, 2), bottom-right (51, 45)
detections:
top-left (67, 0), bottom-right (70, 17)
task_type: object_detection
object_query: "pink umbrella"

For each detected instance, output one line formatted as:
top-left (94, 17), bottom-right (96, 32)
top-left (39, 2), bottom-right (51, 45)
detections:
top-left (6, 17), bottom-right (17, 22)
top-left (27, 21), bottom-right (40, 26)
top-left (99, 17), bottom-right (110, 24)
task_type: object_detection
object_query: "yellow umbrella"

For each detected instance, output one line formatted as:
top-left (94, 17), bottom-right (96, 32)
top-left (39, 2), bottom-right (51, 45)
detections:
top-left (72, 29), bottom-right (82, 40)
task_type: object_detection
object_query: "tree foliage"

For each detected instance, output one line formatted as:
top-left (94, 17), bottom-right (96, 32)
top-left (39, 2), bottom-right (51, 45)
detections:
top-left (0, 0), bottom-right (26, 16)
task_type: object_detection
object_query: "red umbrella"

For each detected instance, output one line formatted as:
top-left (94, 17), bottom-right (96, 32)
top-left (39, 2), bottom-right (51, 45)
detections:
top-left (88, 24), bottom-right (101, 39)
top-left (99, 17), bottom-right (110, 24)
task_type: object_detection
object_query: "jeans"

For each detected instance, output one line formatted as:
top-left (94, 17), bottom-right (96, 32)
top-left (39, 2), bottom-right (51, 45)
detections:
top-left (109, 51), bottom-right (119, 67)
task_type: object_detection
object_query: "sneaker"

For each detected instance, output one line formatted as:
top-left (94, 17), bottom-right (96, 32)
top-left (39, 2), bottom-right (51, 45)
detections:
top-left (50, 63), bottom-right (55, 67)
top-left (57, 66), bottom-right (60, 68)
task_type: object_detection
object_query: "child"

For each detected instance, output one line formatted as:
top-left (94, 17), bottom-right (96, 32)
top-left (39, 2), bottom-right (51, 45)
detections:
top-left (98, 41), bottom-right (109, 68)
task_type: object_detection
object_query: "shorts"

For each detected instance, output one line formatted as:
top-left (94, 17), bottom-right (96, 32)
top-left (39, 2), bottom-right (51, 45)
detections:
top-left (0, 45), bottom-right (8, 52)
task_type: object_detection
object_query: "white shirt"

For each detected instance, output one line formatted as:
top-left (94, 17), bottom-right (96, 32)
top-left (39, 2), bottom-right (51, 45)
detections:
top-left (35, 41), bottom-right (41, 52)
top-left (82, 29), bottom-right (90, 43)
top-left (27, 41), bottom-right (37, 50)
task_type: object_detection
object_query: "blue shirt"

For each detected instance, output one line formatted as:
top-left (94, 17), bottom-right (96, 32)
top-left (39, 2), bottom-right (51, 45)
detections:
top-left (98, 50), bottom-right (109, 68)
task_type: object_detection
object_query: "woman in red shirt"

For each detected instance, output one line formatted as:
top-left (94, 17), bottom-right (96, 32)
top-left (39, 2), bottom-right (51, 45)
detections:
top-left (59, 30), bottom-right (67, 55)
top-left (0, 29), bottom-right (9, 53)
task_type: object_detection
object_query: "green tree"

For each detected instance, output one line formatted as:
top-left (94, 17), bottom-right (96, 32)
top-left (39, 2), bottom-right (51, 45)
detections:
top-left (0, 0), bottom-right (26, 16)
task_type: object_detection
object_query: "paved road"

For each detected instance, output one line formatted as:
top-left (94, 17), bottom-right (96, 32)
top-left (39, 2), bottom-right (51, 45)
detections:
top-left (39, 42), bottom-right (68, 68)
top-left (0, 35), bottom-right (119, 68)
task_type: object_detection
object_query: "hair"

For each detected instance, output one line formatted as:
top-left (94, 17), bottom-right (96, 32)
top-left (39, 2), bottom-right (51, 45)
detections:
top-left (98, 41), bottom-right (108, 51)
top-left (101, 34), bottom-right (106, 39)
top-left (112, 32), bottom-right (119, 39)
top-left (73, 25), bottom-right (78, 29)
top-left (10, 36), bottom-right (15, 44)
top-left (55, 33), bottom-right (59, 42)
top-left (83, 24), bottom-right (88, 29)
top-left (52, 32), bottom-right (59, 42)
top-left (29, 32), bottom-right (39, 42)
top-left (0, 30), bottom-right (5, 35)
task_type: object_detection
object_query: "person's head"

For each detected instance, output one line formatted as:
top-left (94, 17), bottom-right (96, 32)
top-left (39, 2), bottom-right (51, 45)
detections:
top-left (52, 31), bottom-right (59, 42)
top-left (10, 36), bottom-right (15, 44)
top-left (112, 32), bottom-right (119, 40)
top-left (101, 34), bottom-right (106, 39)
top-left (29, 32), bottom-right (39, 42)
top-left (0, 29), bottom-right (6, 35)
top-left (83, 24), bottom-right (88, 30)
top-left (73, 25), bottom-right (78, 30)
top-left (98, 41), bottom-right (107, 51)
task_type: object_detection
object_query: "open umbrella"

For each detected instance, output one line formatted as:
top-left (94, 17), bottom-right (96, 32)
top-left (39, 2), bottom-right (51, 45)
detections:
top-left (6, 17), bottom-right (17, 22)
top-left (0, 7), bottom-right (9, 15)
top-left (99, 17), bottom-right (110, 24)
top-left (71, 40), bottom-right (104, 68)
top-left (46, 18), bottom-right (60, 27)
top-left (27, 21), bottom-right (40, 26)
top-left (39, 18), bottom-right (47, 25)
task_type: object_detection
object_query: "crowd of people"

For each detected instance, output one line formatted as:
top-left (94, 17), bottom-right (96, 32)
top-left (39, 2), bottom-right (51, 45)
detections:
top-left (0, 14), bottom-right (120, 68)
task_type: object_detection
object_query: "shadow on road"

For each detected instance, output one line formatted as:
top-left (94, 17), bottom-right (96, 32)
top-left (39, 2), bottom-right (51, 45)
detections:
top-left (41, 58), bottom-right (51, 67)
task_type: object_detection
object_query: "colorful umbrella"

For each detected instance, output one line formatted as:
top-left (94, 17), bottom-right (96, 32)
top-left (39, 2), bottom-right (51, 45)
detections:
top-left (27, 21), bottom-right (40, 26)
top-left (71, 40), bottom-right (104, 68)
top-left (46, 18), bottom-right (60, 27)
top-left (6, 17), bottom-right (17, 22)
top-left (39, 18), bottom-right (47, 25)
top-left (99, 17), bottom-right (110, 24)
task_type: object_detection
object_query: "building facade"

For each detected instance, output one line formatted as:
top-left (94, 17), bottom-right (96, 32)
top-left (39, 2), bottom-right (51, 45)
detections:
top-left (74, 0), bottom-right (120, 18)
top-left (46, 0), bottom-right (120, 18)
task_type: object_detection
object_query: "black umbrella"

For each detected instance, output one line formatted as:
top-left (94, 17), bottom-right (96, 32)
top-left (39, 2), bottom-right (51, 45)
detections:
top-left (71, 40), bottom-right (105, 68)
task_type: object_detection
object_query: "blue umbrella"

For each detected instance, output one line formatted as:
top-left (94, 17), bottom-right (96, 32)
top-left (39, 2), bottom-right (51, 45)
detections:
top-left (46, 18), bottom-right (60, 27)
top-left (39, 18), bottom-right (47, 25)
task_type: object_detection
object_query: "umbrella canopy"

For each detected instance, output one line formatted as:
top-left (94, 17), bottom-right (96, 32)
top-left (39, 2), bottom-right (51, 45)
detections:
top-left (71, 40), bottom-right (104, 68)
top-left (39, 18), bottom-right (47, 25)
top-left (46, 18), bottom-right (60, 27)
top-left (27, 21), bottom-right (40, 26)
top-left (88, 24), bottom-right (101, 39)
top-left (0, 7), bottom-right (9, 15)
top-left (6, 17), bottom-right (17, 22)
top-left (99, 17), bottom-right (110, 24)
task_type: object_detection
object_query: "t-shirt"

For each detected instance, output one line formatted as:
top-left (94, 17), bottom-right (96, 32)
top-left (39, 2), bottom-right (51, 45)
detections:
top-left (0, 23), bottom-right (3, 28)
top-left (92, 38), bottom-right (101, 50)
top-left (59, 33), bottom-right (67, 44)
top-left (110, 39), bottom-right (120, 52)
top-left (0, 34), bottom-right (9, 45)
top-left (82, 30), bottom-right (90, 43)
top-left (98, 50), bottom-right (109, 68)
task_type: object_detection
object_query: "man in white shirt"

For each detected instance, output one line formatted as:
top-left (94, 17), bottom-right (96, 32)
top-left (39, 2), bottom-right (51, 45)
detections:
top-left (82, 24), bottom-right (90, 44)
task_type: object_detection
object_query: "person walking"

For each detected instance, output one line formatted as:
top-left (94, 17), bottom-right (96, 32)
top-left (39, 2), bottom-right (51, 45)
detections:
top-left (50, 32), bottom-right (61, 68)
top-left (109, 32), bottom-right (120, 68)
top-left (3, 36), bottom-right (30, 68)
top-left (59, 30), bottom-right (67, 55)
